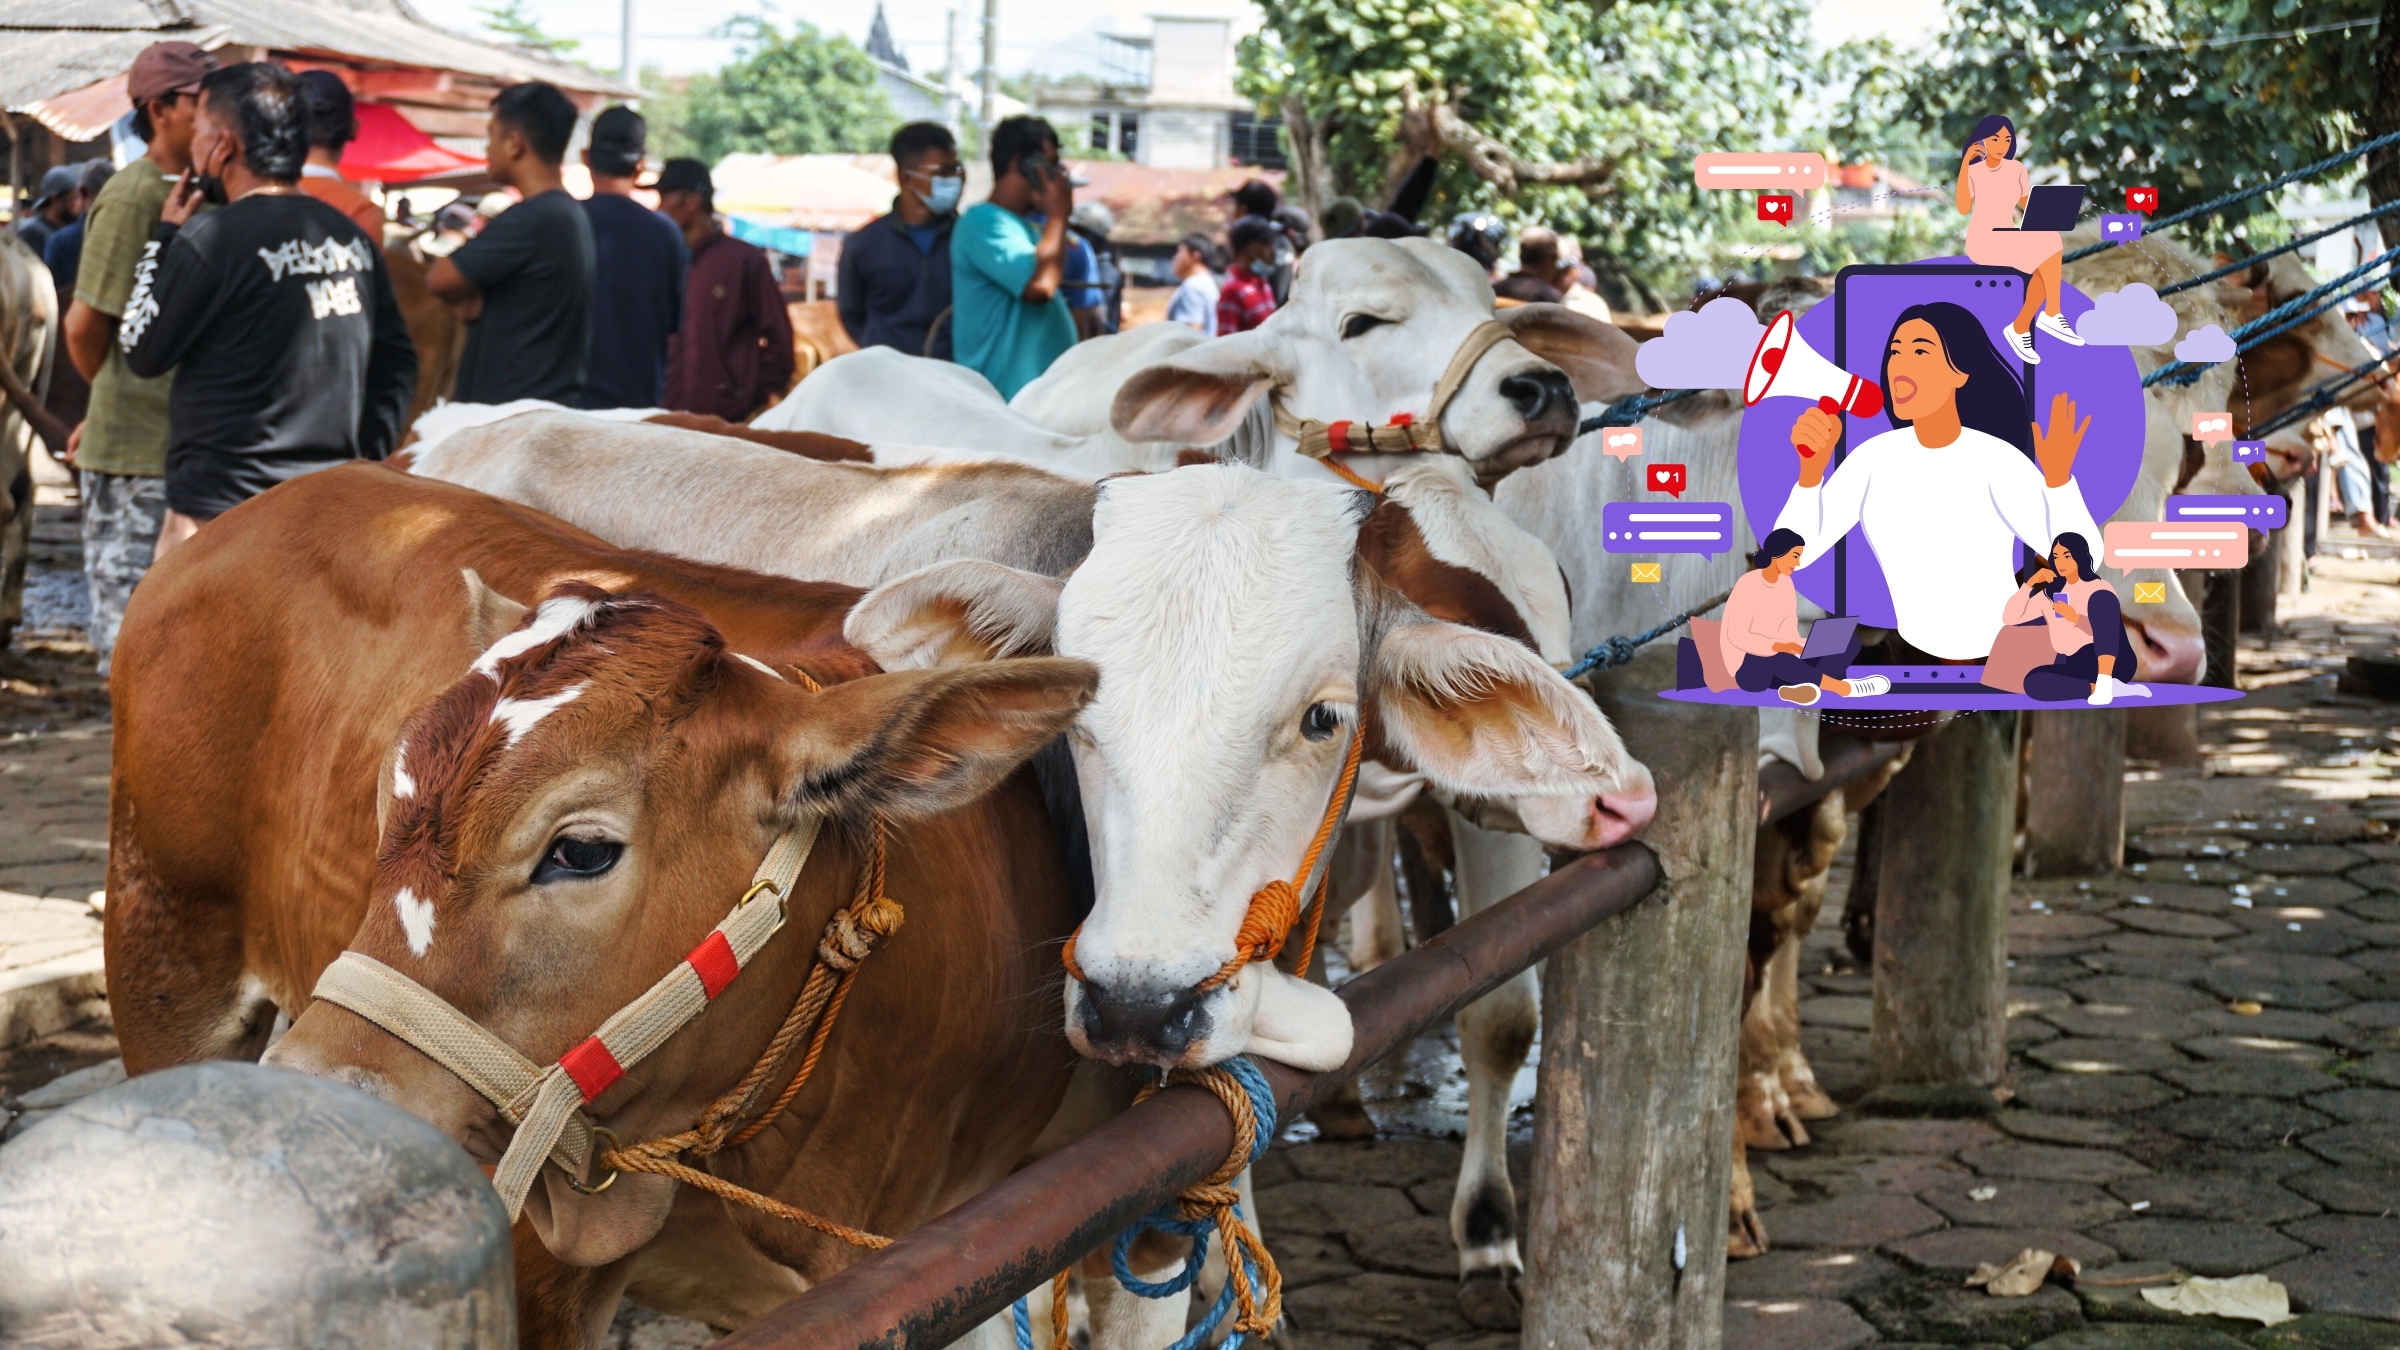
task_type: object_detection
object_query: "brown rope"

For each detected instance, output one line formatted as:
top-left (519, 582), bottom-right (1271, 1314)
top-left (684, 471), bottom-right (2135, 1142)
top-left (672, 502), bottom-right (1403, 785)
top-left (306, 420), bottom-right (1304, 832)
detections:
top-left (1132, 1065), bottom-right (1285, 1336)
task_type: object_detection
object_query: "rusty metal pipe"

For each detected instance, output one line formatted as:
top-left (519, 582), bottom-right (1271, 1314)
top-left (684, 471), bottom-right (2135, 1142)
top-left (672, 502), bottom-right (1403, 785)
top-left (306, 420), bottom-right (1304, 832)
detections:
top-left (1758, 732), bottom-right (1910, 826)
top-left (713, 843), bottom-right (1663, 1350)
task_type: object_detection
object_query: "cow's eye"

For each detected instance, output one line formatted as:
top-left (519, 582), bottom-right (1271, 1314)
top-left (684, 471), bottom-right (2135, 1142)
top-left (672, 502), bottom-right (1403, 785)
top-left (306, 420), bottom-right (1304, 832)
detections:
top-left (1340, 313), bottom-right (1388, 340)
top-left (1301, 702), bottom-right (1344, 742)
top-left (533, 835), bottom-right (622, 884)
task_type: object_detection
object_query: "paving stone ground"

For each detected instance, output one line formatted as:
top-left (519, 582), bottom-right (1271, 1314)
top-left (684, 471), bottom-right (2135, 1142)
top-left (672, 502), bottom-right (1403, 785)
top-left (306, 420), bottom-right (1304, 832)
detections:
top-left (1, 458), bottom-right (2396, 1350)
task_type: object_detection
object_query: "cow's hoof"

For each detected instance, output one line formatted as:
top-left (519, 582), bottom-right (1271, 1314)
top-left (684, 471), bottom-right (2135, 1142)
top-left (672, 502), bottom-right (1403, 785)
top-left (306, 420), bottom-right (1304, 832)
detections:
top-left (1305, 1098), bottom-right (1378, 1141)
top-left (1786, 1077), bottom-right (1840, 1121)
top-left (1457, 1268), bottom-right (1522, 1330)
top-left (1736, 1096), bottom-right (1791, 1151)
top-left (1728, 1203), bottom-right (1770, 1260)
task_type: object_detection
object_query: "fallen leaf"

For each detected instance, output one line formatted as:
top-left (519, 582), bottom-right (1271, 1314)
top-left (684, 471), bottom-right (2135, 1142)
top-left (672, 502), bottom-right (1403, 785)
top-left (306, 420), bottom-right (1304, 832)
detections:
top-left (2141, 1275), bottom-right (2296, 1326)
top-left (2229, 1000), bottom-right (2264, 1016)
top-left (1966, 1248), bottom-right (2073, 1297)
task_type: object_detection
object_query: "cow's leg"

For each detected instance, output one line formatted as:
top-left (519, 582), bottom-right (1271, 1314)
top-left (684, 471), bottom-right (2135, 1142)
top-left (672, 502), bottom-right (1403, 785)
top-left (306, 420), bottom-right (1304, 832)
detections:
top-left (1446, 810), bottom-right (1542, 1330)
top-left (102, 823), bottom-right (279, 1073)
top-left (512, 1226), bottom-right (636, 1350)
top-left (1728, 1137), bottom-right (1768, 1259)
top-left (1081, 1231), bottom-right (1195, 1350)
top-left (1769, 926), bottom-right (1837, 1123)
top-left (1343, 817), bottom-right (1407, 973)
top-left (1306, 824), bottom-right (1385, 1142)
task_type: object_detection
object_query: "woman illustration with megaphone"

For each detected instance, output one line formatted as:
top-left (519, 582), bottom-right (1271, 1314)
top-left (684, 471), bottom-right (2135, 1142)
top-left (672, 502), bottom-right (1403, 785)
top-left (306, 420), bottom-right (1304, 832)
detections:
top-left (1777, 302), bottom-right (2101, 661)
top-left (1957, 113), bottom-right (2081, 364)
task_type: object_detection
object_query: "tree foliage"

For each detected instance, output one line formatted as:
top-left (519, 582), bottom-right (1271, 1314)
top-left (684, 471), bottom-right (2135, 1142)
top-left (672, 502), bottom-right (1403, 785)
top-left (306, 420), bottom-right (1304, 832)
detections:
top-left (477, 0), bottom-right (579, 59)
top-left (1892, 0), bottom-right (2379, 247)
top-left (650, 16), bottom-right (899, 164)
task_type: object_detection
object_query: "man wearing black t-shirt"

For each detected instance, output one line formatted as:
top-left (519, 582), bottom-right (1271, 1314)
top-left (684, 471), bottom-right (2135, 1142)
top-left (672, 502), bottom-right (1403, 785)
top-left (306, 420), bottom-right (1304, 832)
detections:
top-left (121, 61), bottom-right (416, 557)
top-left (427, 81), bottom-right (596, 405)
top-left (577, 106), bottom-right (684, 409)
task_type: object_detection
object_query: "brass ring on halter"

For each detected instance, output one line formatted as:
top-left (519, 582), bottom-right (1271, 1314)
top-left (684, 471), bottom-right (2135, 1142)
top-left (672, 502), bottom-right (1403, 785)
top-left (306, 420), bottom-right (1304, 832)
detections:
top-left (567, 1127), bottom-right (621, 1195)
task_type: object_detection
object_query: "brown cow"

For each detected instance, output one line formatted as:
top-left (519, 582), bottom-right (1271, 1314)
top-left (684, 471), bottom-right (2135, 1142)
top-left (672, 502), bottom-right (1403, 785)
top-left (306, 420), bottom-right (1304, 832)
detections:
top-left (107, 463), bottom-right (1097, 1346)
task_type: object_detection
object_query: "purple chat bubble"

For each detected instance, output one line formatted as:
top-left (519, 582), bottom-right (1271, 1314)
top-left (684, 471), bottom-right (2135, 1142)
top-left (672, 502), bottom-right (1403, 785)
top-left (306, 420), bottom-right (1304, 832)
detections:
top-left (2167, 494), bottom-right (2286, 530)
top-left (2099, 214), bottom-right (2145, 243)
top-left (2231, 440), bottom-right (2266, 464)
top-left (1602, 501), bottom-right (1736, 558)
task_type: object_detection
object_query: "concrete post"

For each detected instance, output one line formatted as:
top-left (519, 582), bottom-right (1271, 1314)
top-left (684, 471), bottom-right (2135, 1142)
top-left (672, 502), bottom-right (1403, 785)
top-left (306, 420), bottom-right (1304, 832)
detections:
top-left (2022, 710), bottom-right (2125, 877)
top-left (1523, 647), bottom-right (1754, 1350)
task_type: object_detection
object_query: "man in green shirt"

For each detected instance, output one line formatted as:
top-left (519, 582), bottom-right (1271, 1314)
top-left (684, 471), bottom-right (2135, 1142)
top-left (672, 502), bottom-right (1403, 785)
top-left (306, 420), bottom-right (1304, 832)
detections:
top-left (950, 116), bottom-right (1076, 399)
top-left (61, 40), bottom-right (215, 672)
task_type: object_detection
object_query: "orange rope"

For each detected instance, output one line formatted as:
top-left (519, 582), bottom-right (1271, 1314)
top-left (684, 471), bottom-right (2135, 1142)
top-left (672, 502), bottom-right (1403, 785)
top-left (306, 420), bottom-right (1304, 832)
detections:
top-left (1321, 453), bottom-right (1384, 494)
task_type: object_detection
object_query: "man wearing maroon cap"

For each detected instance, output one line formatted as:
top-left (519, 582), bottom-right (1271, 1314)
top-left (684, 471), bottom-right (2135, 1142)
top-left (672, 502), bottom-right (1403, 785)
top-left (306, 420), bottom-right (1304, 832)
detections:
top-left (59, 40), bottom-right (216, 673)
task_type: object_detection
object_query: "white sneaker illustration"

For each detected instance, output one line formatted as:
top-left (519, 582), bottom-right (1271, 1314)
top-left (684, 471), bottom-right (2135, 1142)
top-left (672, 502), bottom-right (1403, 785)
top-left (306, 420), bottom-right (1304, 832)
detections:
top-left (1845, 675), bottom-right (1891, 697)
top-left (2009, 326), bottom-right (2041, 364)
top-left (2035, 311), bottom-right (2086, 346)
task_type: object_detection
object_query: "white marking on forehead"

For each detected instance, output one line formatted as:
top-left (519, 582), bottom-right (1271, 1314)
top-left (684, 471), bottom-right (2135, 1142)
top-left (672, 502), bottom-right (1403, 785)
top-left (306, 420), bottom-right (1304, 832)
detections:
top-left (490, 683), bottom-right (586, 747)
top-left (395, 886), bottom-right (436, 957)
top-left (733, 653), bottom-right (786, 681)
top-left (1381, 457), bottom-right (1574, 666)
top-left (391, 740), bottom-right (415, 800)
top-left (472, 595), bottom-right (601, 678)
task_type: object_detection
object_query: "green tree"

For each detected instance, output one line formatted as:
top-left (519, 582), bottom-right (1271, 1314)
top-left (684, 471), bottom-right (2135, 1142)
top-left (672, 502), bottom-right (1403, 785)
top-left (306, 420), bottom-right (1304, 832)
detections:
top-left (653, 16), bottom-right (900, 163)
top-left (477, 0), bottom-right (580, 59)
top-left (1899, 0), bottom-right (2379, 247)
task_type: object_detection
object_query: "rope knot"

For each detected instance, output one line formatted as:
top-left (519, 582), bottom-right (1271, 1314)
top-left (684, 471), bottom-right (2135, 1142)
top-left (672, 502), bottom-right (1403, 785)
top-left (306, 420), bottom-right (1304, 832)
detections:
top-left (1106, 1057), bottom-right (1285, 1345)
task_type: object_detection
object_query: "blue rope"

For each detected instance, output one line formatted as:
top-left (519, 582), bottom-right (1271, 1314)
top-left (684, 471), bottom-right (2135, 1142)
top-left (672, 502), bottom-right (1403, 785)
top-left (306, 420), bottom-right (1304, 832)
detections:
top-left (2064, 128), bottom-right (2400, 263)
top-left (1580, 387), bottom-right (1701, 435)
top-left (1561, 587), bottom-right (1735, 681)
top-left (2158, 199), bottom-right (2400, 296)
top-left (2249, 349), bottom-right (2397, 441)
top-left (2144, 245), bottom-right (2400, 388)
top-left (1012, 1056), bottom-right (1279, 1350)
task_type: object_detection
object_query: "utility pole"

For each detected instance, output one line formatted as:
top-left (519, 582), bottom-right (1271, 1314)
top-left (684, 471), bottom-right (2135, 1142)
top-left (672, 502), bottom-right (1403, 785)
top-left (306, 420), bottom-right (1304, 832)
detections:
top-left (620, 0), bottom-right (634, 80)
top-left (944, 9), bottom-right (962, 135)
top-left (979, 0), bottom-right (999, 131)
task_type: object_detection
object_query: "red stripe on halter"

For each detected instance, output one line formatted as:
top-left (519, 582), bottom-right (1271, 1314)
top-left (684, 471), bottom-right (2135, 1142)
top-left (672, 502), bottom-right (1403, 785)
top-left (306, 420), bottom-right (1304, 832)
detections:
top-left (1327, 420), bottom-right (1352, 453)
top-left (560, 1036), bottom-right (625, 1101)
top-left (688, 931), bottom-right (740, 999)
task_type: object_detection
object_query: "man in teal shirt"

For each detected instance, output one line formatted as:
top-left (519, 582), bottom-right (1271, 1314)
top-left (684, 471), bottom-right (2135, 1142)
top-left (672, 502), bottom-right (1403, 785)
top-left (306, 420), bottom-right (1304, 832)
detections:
top-left (951, 116), bottom-right (1077, 398)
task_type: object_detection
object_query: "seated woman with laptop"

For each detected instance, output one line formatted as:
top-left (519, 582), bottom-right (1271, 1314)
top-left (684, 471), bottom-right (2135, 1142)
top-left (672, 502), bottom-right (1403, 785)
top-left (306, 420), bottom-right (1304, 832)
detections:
top-left (1957, 112), bottom-right (2086, 365)
top-left (1720, 528), bottom-right (1891, 706)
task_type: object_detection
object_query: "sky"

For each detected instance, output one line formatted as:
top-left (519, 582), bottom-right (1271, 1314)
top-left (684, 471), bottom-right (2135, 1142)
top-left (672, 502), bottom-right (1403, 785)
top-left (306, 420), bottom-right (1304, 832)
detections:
top-left (411, 0), bottom-right (1948, 81)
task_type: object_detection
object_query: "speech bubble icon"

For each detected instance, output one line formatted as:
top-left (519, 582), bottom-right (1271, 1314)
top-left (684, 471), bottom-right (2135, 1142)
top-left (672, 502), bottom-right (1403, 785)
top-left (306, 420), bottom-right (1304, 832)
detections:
top-left (2167, 493), bottom-right (2287, 530)
top-left (2100, 213), bottom-right (2144, 243)
top-left (2191, 411), bottom-right (2234, 442)
top-left (1757, 193), bottom-right (1795, 225)
top-left (2104, 520), bottom-right (2249, 570)
top-left (1599, 426), bottom-right (1645, 460)
top-left (2126, 186), bottom-right (2158, 213)
top-left (1647, 463), bottom-right (1688, 497)
top-left (1601, 502), bottom-right (1733, 558)
top-left (2230, 440), bottom-right (2266, 464)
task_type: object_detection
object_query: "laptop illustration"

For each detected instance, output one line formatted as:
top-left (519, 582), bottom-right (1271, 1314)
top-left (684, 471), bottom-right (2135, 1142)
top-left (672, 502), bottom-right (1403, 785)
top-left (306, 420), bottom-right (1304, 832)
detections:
top-left (1800, 615), bottom-right (1860, 660)
top-left (1991, 184), bottom-right (2086, 233)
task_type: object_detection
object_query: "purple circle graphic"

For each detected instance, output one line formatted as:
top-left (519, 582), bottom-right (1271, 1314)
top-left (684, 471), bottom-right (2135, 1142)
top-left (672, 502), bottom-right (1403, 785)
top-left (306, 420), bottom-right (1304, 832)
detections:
top-left (1735, 260), bottom-right (2143, 632)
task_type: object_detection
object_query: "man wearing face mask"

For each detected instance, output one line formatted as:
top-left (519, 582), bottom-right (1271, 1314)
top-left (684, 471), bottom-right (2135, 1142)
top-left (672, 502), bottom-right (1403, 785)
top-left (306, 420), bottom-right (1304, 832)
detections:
top-left (950, 115), bottom-right (1075, 398)
top-left (838, 121), bottom-right (960, 360)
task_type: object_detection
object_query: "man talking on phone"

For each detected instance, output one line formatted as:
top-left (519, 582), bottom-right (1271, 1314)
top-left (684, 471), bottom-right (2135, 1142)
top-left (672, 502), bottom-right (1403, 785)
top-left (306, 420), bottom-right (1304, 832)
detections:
top-left (950, 115), bottom-right (1076, 398)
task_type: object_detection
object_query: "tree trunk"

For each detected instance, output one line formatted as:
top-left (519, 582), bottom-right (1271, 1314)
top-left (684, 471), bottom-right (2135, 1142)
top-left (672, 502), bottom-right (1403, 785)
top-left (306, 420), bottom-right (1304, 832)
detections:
top-left (1842, 794), bottom-right (1885, 968)
top-left (1871, 712), bottom-right (2017, 1089)
top-left (1280, 94), bottom-right (1330, 237)
top-left (2370, 0), bottom-right (2400, 254)
top-left (1524, 646), bottom-right (1753, 1350)
top-left (2022, 711), bottom-right (2126, 877)
top-left (2124, 706), bottom-right (2202, 770)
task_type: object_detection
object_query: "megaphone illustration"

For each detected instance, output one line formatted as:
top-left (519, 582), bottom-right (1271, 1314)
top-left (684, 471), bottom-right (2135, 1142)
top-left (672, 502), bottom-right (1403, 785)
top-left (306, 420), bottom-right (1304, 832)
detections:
top-left (1744, 310), bottom-right (1884, 418)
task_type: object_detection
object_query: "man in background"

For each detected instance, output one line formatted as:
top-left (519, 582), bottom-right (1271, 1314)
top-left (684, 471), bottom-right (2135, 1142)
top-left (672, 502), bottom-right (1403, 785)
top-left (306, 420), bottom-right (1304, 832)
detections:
top-left (122, 61), bottom-right (415, 556)
top-left (838, 121), bottom-right (959, 359)
top-left (1216, 216), bottom-right (1279, 335)
top-left (295, 69), bottom-right (382, 236)
top-left (15, 167), bottom-right (82, 254)
top-left (578, 107), bottom-right (685, 409)
top-left (1165, 232), bottom-right (1218, 336)
top-left (61, 39), bottom-right (217, 673)
top-left (1063, 200), bottom-right (1120, 339)
top-left (656, 159), bottom-right (793, 420)
top-left (951, 116), bottom-right (1075, 398)
top-left (39, 160), bottom-right (113, 433)
top-left (428, 81), bottom-right (594, 405)
top-left (1494, 226), bottom-right (1564, 304)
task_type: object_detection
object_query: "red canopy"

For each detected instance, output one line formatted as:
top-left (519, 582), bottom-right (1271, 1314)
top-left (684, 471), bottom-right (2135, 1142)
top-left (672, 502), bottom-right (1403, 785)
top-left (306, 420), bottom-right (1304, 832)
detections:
top-left (340, 103), bottom-right (484, 183)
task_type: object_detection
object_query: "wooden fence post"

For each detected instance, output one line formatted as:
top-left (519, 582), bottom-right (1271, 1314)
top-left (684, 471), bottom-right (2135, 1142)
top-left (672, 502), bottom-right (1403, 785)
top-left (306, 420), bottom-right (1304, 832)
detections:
top-left (1523, 647), bottom-right (1755, 1350)
top-left (2021, 710), bottom-right (2126, 877)
top-left (1871, 711), bottom-right (2018, 1089)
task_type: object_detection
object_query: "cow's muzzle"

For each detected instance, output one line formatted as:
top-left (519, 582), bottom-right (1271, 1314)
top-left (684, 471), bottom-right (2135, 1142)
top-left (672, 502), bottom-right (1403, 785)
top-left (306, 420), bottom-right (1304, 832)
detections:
top-left (1072, 975), bottom-right (1216, 1065)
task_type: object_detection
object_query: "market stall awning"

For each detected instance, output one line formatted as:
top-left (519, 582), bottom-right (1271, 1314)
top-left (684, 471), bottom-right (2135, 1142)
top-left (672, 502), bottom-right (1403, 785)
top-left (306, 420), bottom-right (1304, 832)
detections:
top-left (341, 102), bottom-right (483, 183)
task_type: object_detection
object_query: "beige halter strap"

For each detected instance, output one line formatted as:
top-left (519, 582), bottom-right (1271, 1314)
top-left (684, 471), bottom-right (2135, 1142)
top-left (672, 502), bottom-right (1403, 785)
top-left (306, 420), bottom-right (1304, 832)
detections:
top-left (1269, 319), bottom-right (1519, 469)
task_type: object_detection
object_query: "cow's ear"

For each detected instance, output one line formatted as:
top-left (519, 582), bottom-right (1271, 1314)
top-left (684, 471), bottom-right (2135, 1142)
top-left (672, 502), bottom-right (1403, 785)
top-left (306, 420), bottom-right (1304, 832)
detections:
top-left (778, 659), bottom-right (1098, 821)
top-left (1495, 303), bottom-right (1645, 404)
top-left (845, 560), bottom-right (1063, 670)
top-left (1111, 332), bottom-right (1283, 445)
top-left (460, 569), bottom-right (530, 652)
top-left (1371, 619), bottom-right (1631, 799)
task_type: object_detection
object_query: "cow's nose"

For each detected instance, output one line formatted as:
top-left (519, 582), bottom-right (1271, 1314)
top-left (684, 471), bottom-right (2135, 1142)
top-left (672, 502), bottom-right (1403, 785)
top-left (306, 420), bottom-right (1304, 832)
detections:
top-left (1500, 369), bottom-right (1576, 423)
top-left (1075, 977), bottom-right (1212, 1062)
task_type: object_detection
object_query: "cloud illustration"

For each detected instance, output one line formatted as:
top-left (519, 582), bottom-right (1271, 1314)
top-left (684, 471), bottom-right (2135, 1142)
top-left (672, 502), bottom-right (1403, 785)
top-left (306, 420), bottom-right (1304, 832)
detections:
top-left (1635, 296), bottom-right (1766, 390)
top-left (2174, 323), bottom-right (2237, 365)
top-left (2074, 284), bottom-right (2179, 346)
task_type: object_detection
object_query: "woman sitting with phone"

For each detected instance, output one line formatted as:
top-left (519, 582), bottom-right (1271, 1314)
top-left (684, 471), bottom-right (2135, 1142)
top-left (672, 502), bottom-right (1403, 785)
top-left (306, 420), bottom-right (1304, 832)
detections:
top-left (1721, 528), bottom-right (1891, 706)
top-left (2004, 532), bottom-right (2153, 706)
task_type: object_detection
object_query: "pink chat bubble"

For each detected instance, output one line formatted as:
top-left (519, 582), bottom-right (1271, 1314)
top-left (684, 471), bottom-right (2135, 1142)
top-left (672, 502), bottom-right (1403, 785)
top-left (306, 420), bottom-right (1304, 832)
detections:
top-left (2104, 520), bottom-right (2249, 570)
top-left (1693, 153), bottom-right (1827, 190)
top-left (2191, 411), bottom-right (2234, 443)
top-left (1647, 463), bottom-right (1688, 498)
top-left (1599, 426), bottom-right (1644, 460)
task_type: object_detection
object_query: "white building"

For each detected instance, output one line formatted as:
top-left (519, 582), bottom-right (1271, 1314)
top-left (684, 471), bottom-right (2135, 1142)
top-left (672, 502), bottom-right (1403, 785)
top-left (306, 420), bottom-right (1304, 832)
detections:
top-left (1029, 15), bottom-right (1280, 172)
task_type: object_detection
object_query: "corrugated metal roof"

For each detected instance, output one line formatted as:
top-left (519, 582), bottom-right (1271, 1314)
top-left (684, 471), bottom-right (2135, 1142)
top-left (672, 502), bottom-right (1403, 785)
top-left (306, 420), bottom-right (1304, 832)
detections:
top-left (2, 0), bottom-right (633, 113)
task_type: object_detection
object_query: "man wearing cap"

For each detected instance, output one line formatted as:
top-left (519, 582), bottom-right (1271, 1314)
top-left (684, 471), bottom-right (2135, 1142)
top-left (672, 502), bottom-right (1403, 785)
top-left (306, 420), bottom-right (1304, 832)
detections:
top-left (837, 122), bottom-right (960, 360)
top-left (60, 39), bottom-right (217, 673)
top-left (951, 115), bottom-right (1075, 399)
top-left (1062, 200), bottom-right (1121, 340)
top-left (15, 166), bottom-right (84, 254)
top-left (656, 158), bottom-right (792, 421)
top-left (578, 106), bottom-right (685, 410)
top-left (295, 69), bottom-right (382, 236)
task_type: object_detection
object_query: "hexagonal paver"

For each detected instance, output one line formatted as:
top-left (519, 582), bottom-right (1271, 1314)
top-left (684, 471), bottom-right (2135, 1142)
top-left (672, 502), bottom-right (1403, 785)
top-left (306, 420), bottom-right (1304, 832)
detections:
top-left (2353, 896), bottom-right (2400, 923)
top-left (1960, 1141), bottom-right (2154, 1183)
top-left (2341, 862), bottom-right (2400, 890)
top-left (1881, 1224), bottom-right (2121, 1277)
top-left (1258, 1182), bottom-right (1421, 1237)
top-left (1347, 1217), bottom-right (1461, 1279)
top-left (2042, 1006), bottom-right (2209, 1041)
top-left (2211, 952), bottom-right (2366, 984)
top-left (2280, 1214), bottom-right (2400, 1253)
top-left (1284, 1140), bottom-right (1465, 1189)
top-left (1799, 995), bottom-right (1874, 1030)
top-left (1723, 1298), bottom-right (1879, 1350)
top-left (2026, 1326), bottom-right (2251, 1350)
top-left (2189, 1007), bottom-right (2345, 1042)
top-left (2248, 846), bottom-right (2368, 876)
top-left (1722, 1248), bottom-right (1902, 1301)
top-left (2301, 1123), bottom-right (2400, 1170)
top-left (2306, 1088), bottom-right (2400, 1124)
top-left (2268, 1247), bottom-right (2400, 1321)
top-left (1759, 1152), bottom-right (1973, 1198)
top-left (2104, 1174), bottom-right (2318, 1224)
top-left (2155, 1061), bottom-right (2341, 1098)
top-left (2143, 1097), bottom-right (2333, 1146)
top-left (1810, 1118), bottom-right (2002, 1155)
top-left (2088, 1218), bottom-right (2308, 1275)
top-left (1763, 1193), bottom-right (1945, 1249)
top-left (2281, 1168), bottom-right (2400, 1216)
top-left (2065, 976), bottom-right (2224, 1013)
top-left (2350, 1052), bottom-right (2400, 1088)
top-left (2015, 1074), bottom-right (2182, 1115)
top-left (1283, 1272), bottom-right (1476, 1344)
top-left (2248, 1313), bottom-right (2400, 1350)
top-left (2175, 1035), bottom-right (2335, 1065)
top-left (2199, 974), bottom-right (2358, 1013)
top-left (1856, 1282), bottom-right (2083, 1345)
top-left (2118, 883), bottom-right (2252, 914)
top-left (2029, 1039), bottom-right (2193, 1074)
top-left (2112, 909), bottom-right (2244, 939)
top-left (1918, 1178), bottom-right (2127, 1229)
top-left (1998, 1110), bottom-right (2138, 1147)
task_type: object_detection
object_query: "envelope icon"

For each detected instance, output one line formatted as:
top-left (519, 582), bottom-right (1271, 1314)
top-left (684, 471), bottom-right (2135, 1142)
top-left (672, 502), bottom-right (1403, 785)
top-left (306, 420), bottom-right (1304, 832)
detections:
top-left (2133, 582), bottom-right (2166, 604)
top-left (1630, 562), bottom-right (1662, 583)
